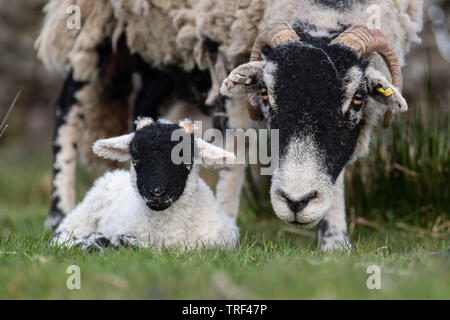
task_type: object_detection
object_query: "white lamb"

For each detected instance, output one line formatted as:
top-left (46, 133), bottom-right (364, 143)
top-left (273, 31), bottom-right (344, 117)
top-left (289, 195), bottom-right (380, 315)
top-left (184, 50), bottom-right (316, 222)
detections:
top-left (52, 118), bottom-right (239, 250)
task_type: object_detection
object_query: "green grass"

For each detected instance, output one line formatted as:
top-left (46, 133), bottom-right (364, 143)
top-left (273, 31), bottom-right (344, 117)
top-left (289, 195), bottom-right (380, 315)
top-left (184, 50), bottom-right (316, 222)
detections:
top-left (0, 205), bottom-right (448, 299)
top-left (346, 93), bottom-right (450, 225)
top-left (0, 80), bottom-right (448, 299)
top-left (0, 149), bottom-right (448, 299)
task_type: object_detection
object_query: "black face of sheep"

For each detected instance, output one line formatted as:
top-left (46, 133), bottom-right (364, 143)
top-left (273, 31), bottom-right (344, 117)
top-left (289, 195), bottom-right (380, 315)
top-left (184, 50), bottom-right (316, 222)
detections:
top-left (130, 123), bottom-right (194, 211)
top-left (221, 23), bottom-right (408, 227)
top-left (265, 43), bottom-right (367, 180)
top-left (258, 43), bottom-right (367, 227)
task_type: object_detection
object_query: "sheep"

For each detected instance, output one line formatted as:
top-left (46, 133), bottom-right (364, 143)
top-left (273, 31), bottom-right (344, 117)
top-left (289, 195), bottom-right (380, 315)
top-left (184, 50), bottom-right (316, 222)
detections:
top-left (52, 118), bottom-right (239, 250)
top-left (37, 0), bottom-right (423, 251)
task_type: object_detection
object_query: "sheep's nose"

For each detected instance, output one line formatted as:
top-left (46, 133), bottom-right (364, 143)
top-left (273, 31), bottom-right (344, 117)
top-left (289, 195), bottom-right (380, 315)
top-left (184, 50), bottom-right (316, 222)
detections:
top-left (149, 186), bottom-right (165, 198)
top-left (280, 190), bottom-right (318, 213)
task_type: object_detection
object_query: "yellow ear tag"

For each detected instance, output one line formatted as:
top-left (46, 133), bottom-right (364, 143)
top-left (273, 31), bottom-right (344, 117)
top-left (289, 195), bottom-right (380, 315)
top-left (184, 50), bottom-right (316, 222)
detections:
top-left (376, 86), bottom-right (393, 97)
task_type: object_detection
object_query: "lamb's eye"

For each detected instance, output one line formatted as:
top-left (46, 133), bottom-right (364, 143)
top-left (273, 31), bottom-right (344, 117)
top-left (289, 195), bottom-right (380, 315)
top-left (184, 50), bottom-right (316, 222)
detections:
top-left (132, 156), bottom-right (140, 166)
top-left (352, 94), bottom-right (364, 110)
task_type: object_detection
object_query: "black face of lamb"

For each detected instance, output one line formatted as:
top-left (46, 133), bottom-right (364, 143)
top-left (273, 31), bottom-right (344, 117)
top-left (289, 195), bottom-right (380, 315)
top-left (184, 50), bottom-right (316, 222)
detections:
top-left (264, 42), bottom-right (367, 182)
top-left (130, 123), bottom-right (194, 211)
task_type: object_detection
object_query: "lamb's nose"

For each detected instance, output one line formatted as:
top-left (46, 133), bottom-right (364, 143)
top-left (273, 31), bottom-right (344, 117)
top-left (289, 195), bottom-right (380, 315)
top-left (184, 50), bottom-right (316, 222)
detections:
top-left (280, 190), bottom-right (318, 213)
top-left (149, 187), bottom-right (165, 197)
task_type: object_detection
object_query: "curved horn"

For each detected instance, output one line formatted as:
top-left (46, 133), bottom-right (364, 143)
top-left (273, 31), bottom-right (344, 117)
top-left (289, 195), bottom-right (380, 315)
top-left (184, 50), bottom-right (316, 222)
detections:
top-left (331, 25), bottom-right (402, 128)
top-left (250, 22), bottom-right (300, 62)
top-left (331, 25), bottom-right (402, 90)
top-left (243, 22), bottom-right (300, 121)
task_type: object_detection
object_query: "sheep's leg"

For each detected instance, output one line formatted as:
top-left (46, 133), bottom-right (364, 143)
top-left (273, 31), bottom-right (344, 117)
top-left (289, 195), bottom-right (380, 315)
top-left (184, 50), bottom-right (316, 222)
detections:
top-left (216, 165), bottom-right (246, 219)
top-left (47, 35), bottom-right (133, 230)
top-left (46, 73), bottom-right (85, 230)
top-left (73, 232), bottom-right (110, 251)
top-left (215, 97), bottom-right (251, 219)
top-left (51, 195), bottom-right (101, 248)
top-left (52, 231), bottom-right (108, 252)
top-left (317, 170), bottom-right (351, 251)
top-left (114, 234), bottom-right (138, 248)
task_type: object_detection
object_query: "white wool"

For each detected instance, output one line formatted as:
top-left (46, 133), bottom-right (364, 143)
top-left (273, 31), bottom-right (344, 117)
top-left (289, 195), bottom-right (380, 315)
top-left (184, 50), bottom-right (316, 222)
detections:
top-left (36, 0), bottom-right (115, 79)
top-left (51, 105), bottom-right (82, 214)
top-left (260, 0), bottom-right (423, 68)
top-left (54, 166), bottom-right (239, 250)
top-left (36, 0), bottom-right (423, 75)
top-left (53, 119), bottom-right (239, 250)
top-left (270, 135), bottom-right (333, 227)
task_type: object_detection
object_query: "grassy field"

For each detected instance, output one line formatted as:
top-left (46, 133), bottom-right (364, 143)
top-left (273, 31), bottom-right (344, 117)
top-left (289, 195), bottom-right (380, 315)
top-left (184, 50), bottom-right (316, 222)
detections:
top-left (0, 0), bottom-right (448, 301)
top-left (0, 81), bottom-right (449, 299)
top-left (0, 145), bottom-right (448, 300)
top-left (0, 205), bottom-right (448, 299)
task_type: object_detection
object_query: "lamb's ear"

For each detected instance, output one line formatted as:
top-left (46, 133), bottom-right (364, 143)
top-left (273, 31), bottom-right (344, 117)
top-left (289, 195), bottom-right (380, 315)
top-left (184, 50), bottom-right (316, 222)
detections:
top-left (195, 138), bottom-right (236, 167)
top-left (366, 67), bottom-right (408, 113)
top-left (92, 133), bottom-right (134, 162)
top-left (220, 61), bottom-right (265, 97)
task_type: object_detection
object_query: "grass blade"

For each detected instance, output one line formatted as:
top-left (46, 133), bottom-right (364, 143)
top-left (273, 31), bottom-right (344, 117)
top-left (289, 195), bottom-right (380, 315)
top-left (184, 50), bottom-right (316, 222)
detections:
top-left (0, 89), bottom-right (22, 139)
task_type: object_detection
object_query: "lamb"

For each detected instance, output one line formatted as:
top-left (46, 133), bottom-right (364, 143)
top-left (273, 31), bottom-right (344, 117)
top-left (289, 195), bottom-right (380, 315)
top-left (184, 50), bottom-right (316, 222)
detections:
top-left (52, 118), bottom-right (239, 250)
top-left (37, 0), bottom-right (423, 251)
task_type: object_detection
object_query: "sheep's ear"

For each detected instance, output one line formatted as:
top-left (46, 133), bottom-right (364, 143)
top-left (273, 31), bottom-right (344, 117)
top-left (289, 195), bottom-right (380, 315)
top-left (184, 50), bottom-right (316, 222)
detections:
top-left (220, 61), bottom-right (265, 97)
top-left (92, 133), bottom-right (134, 162)
top-left (366, 67), bottom-right (408, 113)
top-left (195, 138), bottom-right (236, 167)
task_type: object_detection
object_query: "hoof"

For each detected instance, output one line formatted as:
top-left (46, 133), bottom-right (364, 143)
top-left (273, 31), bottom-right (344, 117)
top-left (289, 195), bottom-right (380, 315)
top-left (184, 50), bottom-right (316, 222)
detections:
top-left (316, 218), bottom-right (351, 252)
top-left (79, 232), bottom-right (111, 251)
top-left (320, 237), bottom-right (352, 252)
top-left (117, 234), bottom-right (138, 248)
top-left (73, 239), bottom-right (104, 252)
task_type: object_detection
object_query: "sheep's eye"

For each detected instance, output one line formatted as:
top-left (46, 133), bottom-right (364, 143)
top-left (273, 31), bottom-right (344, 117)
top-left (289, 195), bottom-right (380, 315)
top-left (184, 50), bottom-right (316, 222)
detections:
top-left (132, 156), bottom-right (140, 166)
top-left (260, 88), bottom-right (269, 102)
top-left (352, 94), bottom-right (364, 110)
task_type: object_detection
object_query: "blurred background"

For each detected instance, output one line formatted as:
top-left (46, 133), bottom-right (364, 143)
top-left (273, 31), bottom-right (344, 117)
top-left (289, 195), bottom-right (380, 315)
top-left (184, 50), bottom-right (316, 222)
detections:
top-left (0, 0), bottom-right (448, 236)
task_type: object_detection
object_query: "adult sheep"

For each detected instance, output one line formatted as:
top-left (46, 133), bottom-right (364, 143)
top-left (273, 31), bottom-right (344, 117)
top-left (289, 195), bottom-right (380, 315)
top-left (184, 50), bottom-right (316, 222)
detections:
top-left (36, 0), bottom-right (423, 251)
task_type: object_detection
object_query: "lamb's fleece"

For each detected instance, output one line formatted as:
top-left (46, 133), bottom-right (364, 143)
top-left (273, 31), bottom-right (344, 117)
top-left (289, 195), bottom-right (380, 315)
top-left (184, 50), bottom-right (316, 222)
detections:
top-left (36, 0), bottom-right (423, 79)
top-left (53, 167), bottom-right (239, 250)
